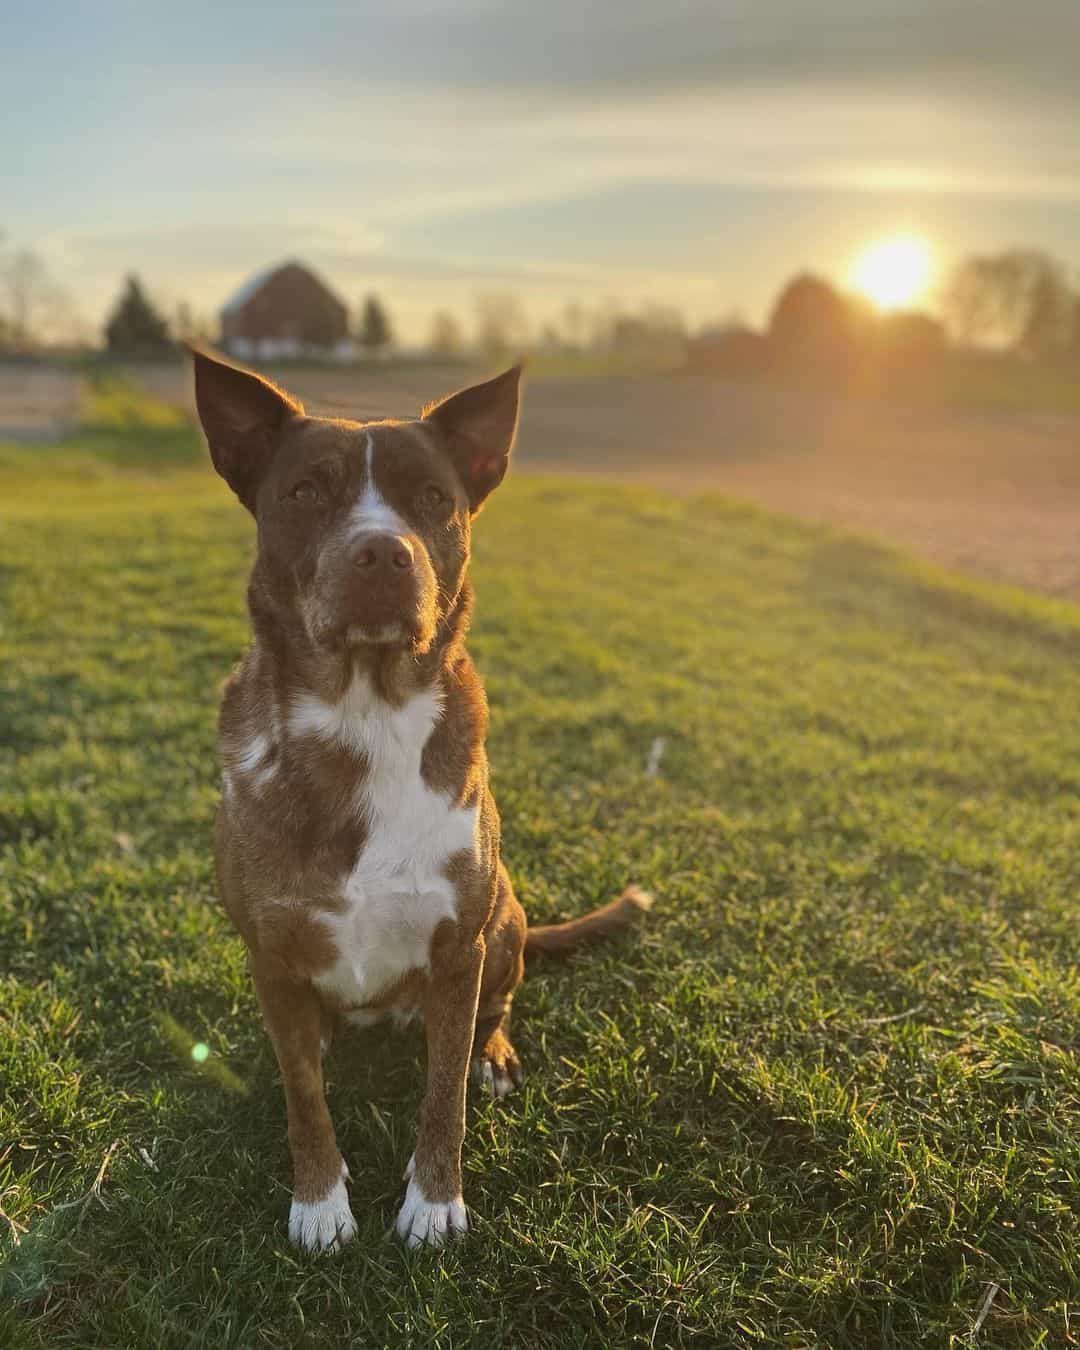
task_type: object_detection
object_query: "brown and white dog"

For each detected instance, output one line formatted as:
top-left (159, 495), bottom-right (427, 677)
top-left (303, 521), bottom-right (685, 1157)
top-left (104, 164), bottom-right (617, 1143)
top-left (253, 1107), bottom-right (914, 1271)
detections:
top-left (192, 348), bottom-right (651, 1252)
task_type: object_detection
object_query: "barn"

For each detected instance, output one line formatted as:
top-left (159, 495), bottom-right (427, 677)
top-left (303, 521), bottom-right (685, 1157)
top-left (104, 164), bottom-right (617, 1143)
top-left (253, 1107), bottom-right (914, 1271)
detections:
top-left (219, 260), bottom-right (352, 361)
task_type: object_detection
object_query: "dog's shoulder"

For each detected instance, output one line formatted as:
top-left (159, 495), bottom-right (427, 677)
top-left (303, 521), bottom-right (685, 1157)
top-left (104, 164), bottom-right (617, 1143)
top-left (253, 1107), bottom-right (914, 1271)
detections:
top-left (420, 647), bottom-right (488, 802)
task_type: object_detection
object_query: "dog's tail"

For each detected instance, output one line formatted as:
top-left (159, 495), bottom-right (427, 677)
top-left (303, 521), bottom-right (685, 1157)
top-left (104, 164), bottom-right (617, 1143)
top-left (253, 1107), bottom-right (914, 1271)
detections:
top-left (524, 885), bottom-right (654, 957)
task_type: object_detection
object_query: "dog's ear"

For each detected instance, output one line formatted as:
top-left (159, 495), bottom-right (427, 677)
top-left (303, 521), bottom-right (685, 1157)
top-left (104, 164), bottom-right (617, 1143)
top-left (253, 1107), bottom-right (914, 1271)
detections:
top-left (190, 346), bottom-right (303, 513)
top-left (423, 365), bottom-right (522, 512)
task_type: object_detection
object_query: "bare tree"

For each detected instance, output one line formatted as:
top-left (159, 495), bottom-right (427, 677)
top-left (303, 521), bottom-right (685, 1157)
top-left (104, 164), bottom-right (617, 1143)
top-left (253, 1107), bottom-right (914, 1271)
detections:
top-left (537, 322), bottom-right (562, 351)
top-left (1021, 266), bottom-right (1076, 359)
top-left (942, 249), bottom-right (1074, 357)
top-left (1, 247), bottom-right (72, 349)
top-left (474, 291), bottom-right (529, 360)
top-left (560, 300), bottom-right (586, 349)
top-left (174, 302), bottom-right (216, 346)
top-left (428, 310), bottom-right (466, 359)
top-left (585, 298), bottom-right (623, 351)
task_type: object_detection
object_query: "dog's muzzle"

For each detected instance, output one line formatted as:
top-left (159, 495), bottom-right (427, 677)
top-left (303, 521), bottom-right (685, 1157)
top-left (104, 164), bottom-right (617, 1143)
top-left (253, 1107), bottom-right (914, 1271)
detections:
top-left (326, 531), bottom-right (438, 648)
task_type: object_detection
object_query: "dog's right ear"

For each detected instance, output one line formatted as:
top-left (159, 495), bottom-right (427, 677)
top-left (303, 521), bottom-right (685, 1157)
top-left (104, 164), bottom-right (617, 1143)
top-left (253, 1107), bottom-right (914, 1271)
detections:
top-left (190, 346), bottom-right (303, 513)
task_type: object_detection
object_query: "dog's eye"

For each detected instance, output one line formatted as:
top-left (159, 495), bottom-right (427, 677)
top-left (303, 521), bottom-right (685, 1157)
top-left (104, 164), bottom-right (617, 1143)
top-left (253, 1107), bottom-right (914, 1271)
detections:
top-left (421, 483), bottom-right (448, 510)
top-left (289, 479), bottom-right (321, 505)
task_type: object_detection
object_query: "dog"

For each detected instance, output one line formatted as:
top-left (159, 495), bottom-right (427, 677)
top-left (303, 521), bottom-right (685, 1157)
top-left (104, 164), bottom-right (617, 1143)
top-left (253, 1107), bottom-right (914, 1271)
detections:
top-left (192, 347), bottom-right (651, 1252)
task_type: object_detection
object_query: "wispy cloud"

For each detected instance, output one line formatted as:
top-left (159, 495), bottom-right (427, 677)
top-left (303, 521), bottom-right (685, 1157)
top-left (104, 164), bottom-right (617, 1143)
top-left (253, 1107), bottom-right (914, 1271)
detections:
top-left (7, 1), bottom-right (1080, 339)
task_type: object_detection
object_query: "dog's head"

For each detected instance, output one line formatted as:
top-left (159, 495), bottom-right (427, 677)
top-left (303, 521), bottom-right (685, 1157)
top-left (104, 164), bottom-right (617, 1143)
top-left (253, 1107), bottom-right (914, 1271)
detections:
top-left (192, 348), bottom-right (520, 654)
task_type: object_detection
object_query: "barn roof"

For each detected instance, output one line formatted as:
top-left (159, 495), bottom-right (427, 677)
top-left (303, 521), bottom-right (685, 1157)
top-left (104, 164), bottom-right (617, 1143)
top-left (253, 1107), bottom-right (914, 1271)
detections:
top-left (220, 259), bottom-right (345, 316)
top-left (221, 263), bottom-right (283, 315)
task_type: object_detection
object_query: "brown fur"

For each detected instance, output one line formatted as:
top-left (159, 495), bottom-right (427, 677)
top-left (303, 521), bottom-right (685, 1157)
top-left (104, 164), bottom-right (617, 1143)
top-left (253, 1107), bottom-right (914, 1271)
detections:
top-left (191, 346), bottom-right (651, 1249)
top-left (525, 885), bottom-right (655, 956)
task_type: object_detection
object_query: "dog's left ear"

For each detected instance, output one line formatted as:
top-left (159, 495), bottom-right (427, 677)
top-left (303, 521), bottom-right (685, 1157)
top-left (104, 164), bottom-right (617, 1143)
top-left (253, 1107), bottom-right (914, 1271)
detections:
top-left (423, 365), bottom-right (522, 512)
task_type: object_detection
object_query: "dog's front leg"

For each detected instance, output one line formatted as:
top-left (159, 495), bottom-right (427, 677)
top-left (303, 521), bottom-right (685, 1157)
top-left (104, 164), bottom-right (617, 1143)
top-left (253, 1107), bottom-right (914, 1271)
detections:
top-left (252, 962), bottom-right (357, 1253)
top-left (396, 936), bottom-right (484, 1248)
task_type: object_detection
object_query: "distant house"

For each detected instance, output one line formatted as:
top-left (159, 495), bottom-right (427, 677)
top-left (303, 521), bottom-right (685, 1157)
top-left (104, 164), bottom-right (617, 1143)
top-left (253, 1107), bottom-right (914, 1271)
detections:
top-left (686, 324), bottom-right (769, 376)
top-left (220, 260), bottom-right (352, 361)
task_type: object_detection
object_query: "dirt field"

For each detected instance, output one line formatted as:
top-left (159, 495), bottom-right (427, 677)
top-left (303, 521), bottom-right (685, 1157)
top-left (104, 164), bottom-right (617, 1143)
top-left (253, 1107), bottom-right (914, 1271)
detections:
top-left (14, 359), bottom-right (1080, 600)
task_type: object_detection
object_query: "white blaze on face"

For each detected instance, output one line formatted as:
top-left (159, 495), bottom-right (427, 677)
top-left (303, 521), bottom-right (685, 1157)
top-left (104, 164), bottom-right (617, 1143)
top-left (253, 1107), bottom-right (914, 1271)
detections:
top-left (333, 430), bottom-right (418, 645)
top-left (347, 431), bottom-right (409, 539)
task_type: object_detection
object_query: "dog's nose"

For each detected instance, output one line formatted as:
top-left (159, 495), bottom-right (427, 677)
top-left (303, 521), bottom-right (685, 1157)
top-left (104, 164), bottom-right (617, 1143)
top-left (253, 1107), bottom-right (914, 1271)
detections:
top-left (350, 533), bottom-right (414, 572)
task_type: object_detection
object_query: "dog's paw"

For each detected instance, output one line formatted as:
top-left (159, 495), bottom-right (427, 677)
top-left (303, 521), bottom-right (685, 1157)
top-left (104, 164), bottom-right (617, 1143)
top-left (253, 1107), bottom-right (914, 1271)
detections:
top-left (394, 1176), bottom-right (468, 1249)
top-left (471, 1025), bottom-right (522, 1101)
top-left (288, 1166), bottom-right (358, 1253)
top-left (472, 1040), bottom-right (523, 1101)
top-left (476, 1055), bottom-right (520, 1100)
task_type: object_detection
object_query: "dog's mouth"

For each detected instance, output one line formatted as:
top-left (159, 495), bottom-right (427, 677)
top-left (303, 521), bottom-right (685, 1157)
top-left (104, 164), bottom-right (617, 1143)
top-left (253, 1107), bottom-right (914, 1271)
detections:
top-left (308, 561), bottom-right (440, 654)
top-left (345, 620), bottom-right (409, 647)
top-left (315, 605), bottom-right (437, 653)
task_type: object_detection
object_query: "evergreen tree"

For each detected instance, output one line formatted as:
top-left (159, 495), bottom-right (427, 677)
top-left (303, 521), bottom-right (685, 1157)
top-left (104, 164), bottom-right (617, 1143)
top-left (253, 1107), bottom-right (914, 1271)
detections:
top-left (104, 275), bottom-right (172, 356)
top-left (359, 295), bottom-right (392, 354)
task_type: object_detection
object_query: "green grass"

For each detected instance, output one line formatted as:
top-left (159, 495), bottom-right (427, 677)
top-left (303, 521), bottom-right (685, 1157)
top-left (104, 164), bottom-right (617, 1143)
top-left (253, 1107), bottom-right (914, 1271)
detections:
top-left (1, 401), bottom-right (1078, 1347)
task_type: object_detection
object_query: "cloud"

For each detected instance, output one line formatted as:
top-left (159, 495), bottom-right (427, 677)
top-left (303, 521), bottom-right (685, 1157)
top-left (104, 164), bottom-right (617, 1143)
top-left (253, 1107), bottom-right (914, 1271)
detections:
top-left (157, 1), bottom-right (1080, 103)
top-left (195, 76), bottom-right (1080, 219)
top-left (48, 221), bottom-right (386, 275)
top-left (9, 0), bottom-right (1080, 342)
top-left (11, 3), bottom-right (1080, 231)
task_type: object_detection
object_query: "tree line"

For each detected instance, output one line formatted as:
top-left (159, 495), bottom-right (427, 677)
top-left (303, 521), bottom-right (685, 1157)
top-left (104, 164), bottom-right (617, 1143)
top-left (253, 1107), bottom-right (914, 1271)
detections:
top-left (2, 237), bottom-right (1078, 367)
top-left (689, 248), bottom-right (1080, 383)
top-left (943, 249), bottom-right (1080, 359)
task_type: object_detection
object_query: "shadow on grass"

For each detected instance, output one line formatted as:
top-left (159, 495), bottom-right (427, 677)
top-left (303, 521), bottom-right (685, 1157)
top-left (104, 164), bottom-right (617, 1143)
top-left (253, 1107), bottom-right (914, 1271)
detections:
top-left (0, 668), bottom-right (98, 760)
top-left (806, 532), bottom-right (1080, 660)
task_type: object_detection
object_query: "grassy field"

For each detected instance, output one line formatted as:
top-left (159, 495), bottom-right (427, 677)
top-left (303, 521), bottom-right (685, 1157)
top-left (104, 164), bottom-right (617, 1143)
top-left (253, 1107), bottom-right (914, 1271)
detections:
top-left (110, 354), bottom-right (1080, 604)
top-left (2, 389), bottom-right (1079, 1347)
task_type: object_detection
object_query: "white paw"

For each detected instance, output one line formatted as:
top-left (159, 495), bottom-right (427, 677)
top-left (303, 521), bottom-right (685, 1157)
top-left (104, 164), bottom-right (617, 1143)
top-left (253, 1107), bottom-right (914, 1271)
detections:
top-left (288, 1166), bottom-right (358, 1253)
top-left (394, 1176), bottom-right (468, 1249)
top-left (472, 1057), bottom-right (519, 1100)
top-left (483, 1058), bottom-right (518, 1100)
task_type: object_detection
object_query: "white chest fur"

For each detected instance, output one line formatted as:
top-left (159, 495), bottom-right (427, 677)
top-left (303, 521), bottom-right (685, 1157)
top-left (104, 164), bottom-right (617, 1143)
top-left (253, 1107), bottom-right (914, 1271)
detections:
top-left (289, 675), bottom-right (479, 1013)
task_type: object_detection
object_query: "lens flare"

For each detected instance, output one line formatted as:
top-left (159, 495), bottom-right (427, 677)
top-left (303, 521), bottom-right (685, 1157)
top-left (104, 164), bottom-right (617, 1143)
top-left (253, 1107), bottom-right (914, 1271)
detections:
top-left (851, 234), bottom-right (933, 310)
top-left (191, 1042), bottom-right (210, 1064)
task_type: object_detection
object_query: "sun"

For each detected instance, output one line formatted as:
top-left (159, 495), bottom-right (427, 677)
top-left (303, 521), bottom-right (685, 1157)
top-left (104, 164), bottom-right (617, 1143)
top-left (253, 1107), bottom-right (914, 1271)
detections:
top-left (850, 234), bottom-right (934, 311)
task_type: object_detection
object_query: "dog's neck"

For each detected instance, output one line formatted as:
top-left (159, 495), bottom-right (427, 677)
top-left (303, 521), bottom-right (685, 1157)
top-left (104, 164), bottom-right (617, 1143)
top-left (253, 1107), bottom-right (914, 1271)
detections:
top-left (247, 576), bottom-right (475, 713)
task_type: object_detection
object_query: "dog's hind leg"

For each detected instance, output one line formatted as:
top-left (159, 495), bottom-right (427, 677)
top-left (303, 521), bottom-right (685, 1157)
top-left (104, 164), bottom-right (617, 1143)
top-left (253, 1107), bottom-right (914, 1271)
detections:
top-left (472, 864), bottom-right (526, 1101)
top-left (472, 1007), bottom-right (522, 1101)
top-left (319, 1002), bottom-right (337, 1060)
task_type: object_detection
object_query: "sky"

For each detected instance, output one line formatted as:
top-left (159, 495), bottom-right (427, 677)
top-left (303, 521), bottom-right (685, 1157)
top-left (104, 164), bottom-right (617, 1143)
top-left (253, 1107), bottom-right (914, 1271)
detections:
top-left (4, 0), bottom-right (1080, 344)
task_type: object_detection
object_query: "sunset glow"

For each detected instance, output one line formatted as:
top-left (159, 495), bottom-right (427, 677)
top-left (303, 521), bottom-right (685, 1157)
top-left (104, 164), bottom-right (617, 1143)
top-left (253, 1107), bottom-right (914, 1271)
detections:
top-left (851, 234), bottom-right (934, 311)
